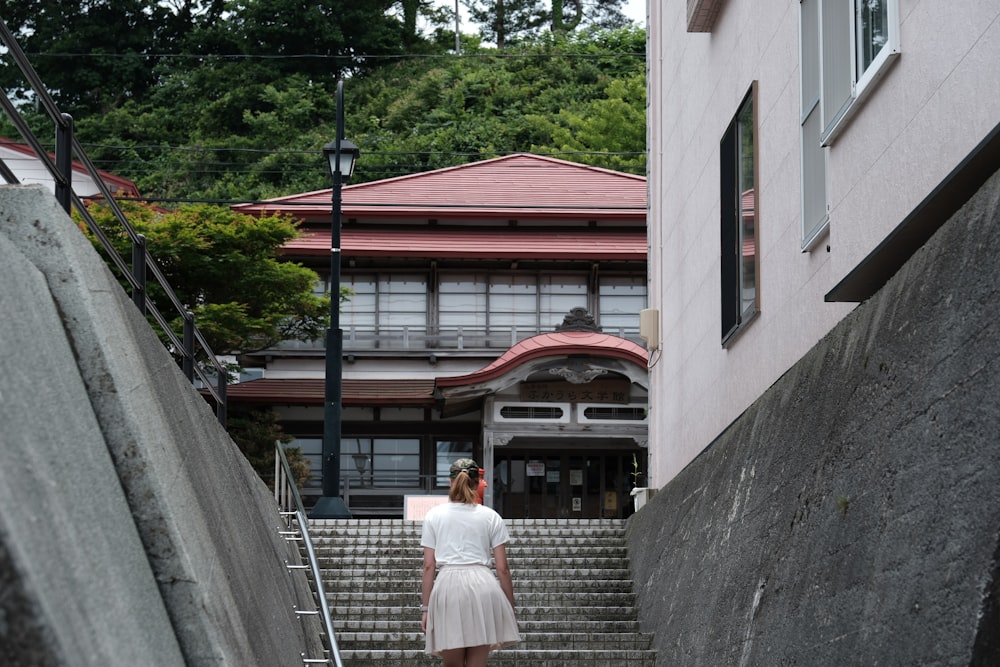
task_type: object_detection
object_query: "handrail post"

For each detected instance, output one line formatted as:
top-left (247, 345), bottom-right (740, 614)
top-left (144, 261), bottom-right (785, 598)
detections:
top-left (182, 311), bottom-right (194, 381)
top-left (216, 374), bottom-right (227, 426)
top-left (132, 234), bottom-right (147, 314)
top-left (275, 442), bottom-right (344, 667)
top-left (54, 113), bottom-right (72, 213)
top-left (0, 17), bottom-right (231, 424)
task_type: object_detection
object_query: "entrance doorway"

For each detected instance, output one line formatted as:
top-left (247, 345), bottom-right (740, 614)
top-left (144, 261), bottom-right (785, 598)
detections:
top-left (491, 450), bottom-right (644, 519)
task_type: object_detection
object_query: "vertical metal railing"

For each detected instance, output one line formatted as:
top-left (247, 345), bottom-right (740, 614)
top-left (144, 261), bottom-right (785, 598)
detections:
top-left (0, 18), bottom-right (228, 424)
top-left (274, 443), bottom-right (344, 667)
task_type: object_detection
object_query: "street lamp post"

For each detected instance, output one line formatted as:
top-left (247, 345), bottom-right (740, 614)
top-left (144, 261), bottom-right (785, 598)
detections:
top-left (311, 80), bottom-right (359, 520)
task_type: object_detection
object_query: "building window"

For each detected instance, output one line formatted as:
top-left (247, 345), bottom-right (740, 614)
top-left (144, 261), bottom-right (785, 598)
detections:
top-left (499, 405), bottom-right (565, 420)
top-left (440, 271), bottom-right (589, 346)
top-left (814, 0), bottom-right (900, 145)
top-left (341, 273), bottom-right (427, 348)
top-left (799, 0), bottom-right (897, 248)
top-left (435, 440), bottom-right (474, 487)
top-left (540, 274), bottom-right (588, 332)
top-left (342, 437), bottom-right (420, 487)
top-left (581, 406), bottom-right (647, 421)
top-left (342, 269), bottom-right (645, 351)
top-left (288, 436), bottom-right (323, 493)
top-left (854, 0), bottom-right (899, 98)
top-left (439, 273), bottom-right (487, 334)
top-left (598, 275), bottom-right (646, 338)
top-left (720, 84), bottom-right (759, 345)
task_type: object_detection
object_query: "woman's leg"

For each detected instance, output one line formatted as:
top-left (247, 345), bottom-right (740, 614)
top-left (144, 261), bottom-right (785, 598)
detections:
top-left (464, 645), bottom-right (490, 666)
top-left (439, 645), bottom-right (490, 667)
top-left (439, 648), bottom-right (466, 667)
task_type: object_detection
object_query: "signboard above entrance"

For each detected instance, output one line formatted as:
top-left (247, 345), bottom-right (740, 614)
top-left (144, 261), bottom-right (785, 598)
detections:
top-left (519, 379), bottom-right (630, 404)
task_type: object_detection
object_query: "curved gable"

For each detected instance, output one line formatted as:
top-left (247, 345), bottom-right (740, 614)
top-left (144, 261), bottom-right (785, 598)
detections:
top-left (437, 331), bottom-right (649, 390)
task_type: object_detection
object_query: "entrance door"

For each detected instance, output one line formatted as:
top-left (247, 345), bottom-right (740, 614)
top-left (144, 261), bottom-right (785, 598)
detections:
top-left (492, 451), bottom-right (642, 519)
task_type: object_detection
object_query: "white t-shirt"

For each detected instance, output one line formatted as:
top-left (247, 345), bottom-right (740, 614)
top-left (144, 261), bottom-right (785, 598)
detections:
top-left (420, 502), bottom-right (510, 566)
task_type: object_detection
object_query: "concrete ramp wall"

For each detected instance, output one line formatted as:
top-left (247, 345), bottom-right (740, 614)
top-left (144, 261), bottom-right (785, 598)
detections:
top-left (627, 169), bottom-right (1000, 664)
top-left (0, 185), bottom-right (324, 666)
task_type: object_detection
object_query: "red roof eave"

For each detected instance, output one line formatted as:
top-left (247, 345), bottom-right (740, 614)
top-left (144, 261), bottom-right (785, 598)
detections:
top-left (223, 378), bottom-right (436, 407)
top-left (282, 228), bottom-right (648, 261)
top-left (240, 204), bottom-right (646, 223)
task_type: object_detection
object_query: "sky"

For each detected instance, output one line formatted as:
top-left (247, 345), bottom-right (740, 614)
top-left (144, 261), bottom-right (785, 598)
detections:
top-left (620, 0), bottom-right (646, 25)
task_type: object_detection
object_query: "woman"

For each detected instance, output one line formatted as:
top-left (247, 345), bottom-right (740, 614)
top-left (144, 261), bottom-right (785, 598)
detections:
top-left (421, 459), bottom-right (520, 666)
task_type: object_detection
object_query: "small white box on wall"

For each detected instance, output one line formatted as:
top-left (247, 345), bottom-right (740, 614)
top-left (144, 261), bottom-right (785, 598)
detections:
top-left (639, 308), bottom-right (659, 351)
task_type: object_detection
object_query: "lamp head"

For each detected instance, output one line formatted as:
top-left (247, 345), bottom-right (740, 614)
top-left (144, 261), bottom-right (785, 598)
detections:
top-left (323, 138), bottom-right (360, 179)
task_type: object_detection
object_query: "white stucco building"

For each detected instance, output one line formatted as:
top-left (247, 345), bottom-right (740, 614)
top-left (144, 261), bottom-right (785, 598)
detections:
top-left (646, 0), bottom-right (1000, 484)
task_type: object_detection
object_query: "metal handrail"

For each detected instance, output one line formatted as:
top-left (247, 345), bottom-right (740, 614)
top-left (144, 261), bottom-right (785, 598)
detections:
top-left (0, 18), bottom-right (228, 423)
top-left (274, 443), bottom-right (344, 667)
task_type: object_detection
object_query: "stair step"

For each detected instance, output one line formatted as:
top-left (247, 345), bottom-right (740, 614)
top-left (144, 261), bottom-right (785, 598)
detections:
top-left (323, 578), bottom-right (635, 594)
top-left (304, 519), bottom-right (655, 665)
top-left (326, 591), bottom-right (635, 609)
top-left (332, 619), bottom-right (645, 633)
top-left (336, 631), bottom-right (655, 650)
top-left (337, 648), bottom-right (657, 666)
top-left (328, 605), bottom-right (639, 622)
top-left (311, 556), bottom-right (630, 569)
top-left (319, 567), bottom-right (634, 580)
top-left (313, 543), bottom-right (628, 554)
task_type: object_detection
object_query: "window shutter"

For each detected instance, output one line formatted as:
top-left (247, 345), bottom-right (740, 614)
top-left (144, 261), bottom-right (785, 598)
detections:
top-left (820, 0), bottom-right (852, 141)
top-left (800, 0), bottom-right (828, 246)
top-left (801, 107), bottom-right (828, 246)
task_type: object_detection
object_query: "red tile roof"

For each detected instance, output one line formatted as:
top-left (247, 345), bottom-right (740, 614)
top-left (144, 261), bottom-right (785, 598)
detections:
top-left (0, 137), bottom-right (141, 198)
top-left (233, 153), bottom-right (646, 223)
top-left (436, 331), bottom-right (649, 388)
top-left (284, 227), bottom-right (647, 260)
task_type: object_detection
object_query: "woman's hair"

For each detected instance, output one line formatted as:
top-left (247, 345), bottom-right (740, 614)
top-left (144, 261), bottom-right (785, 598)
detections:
top-left (449, 458), bottom-right (480, 504)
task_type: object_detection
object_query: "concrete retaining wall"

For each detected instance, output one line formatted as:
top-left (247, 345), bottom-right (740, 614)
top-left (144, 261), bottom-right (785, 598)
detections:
top-left (627, 169), bottom-right (1000, 665)
top-left (0, 185), bottom-right (324, 666)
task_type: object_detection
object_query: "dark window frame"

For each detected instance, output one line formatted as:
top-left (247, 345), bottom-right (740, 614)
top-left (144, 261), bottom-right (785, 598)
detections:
top-left (720, 82), bottom-right (760, 345)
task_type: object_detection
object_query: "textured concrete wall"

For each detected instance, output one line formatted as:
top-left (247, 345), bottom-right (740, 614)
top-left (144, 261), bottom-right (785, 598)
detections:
top-left (627, 168), bottom-right (1000, 665)
top-left (0, 185), bottom-right (324, 666)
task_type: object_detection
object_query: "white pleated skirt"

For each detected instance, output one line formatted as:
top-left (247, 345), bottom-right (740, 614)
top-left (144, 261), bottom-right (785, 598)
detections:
top-left (425, 564), bottom-right (521, 655)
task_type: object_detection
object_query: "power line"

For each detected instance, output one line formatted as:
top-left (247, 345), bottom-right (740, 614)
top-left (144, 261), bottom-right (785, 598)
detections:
top-left (76, 144), bottom-right (644, 158)
top-left (23, 50), bottom-right (644, 62)
top-left (112, 194), bottom-right (648, 208)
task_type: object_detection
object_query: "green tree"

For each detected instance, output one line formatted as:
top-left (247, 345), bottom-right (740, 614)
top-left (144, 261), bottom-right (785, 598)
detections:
top-left (463, 0), bottom-right (628, 46)
top-left (226, 408), bottom-right (310, 489)
top-left (528, 73), bottom-right (646, 173)
top-left (0, 0), bottom-right (436, 117)
top-left (346, 26), bottom-right (646, 181)
top-left (78, 73), bottom-right (342, 201)
top-left (226, 0), bottom-right (409, 82)
top-left (65, 26), bottom-right (644, 199)
top-left (0, 0), bottom-right (170, 114)
top-left (82, 200), bottom-right (330, 358)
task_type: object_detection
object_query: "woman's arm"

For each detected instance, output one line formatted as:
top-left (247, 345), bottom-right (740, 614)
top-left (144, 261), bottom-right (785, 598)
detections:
top-left (493, 544), bottom-right (516, 611)
top-left (421, 546), bottom-right (436, 633)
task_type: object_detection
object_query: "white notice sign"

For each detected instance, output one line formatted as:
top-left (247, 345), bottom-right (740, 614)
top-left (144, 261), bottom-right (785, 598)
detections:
top-left (526, 461), bottom-right (545, 476)
top-left (404, 495), bottom-right (449, 520)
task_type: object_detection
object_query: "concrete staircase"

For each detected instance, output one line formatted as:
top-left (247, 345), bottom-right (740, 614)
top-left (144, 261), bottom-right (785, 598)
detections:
top-left (307, 518), bottom-right (657, 666)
